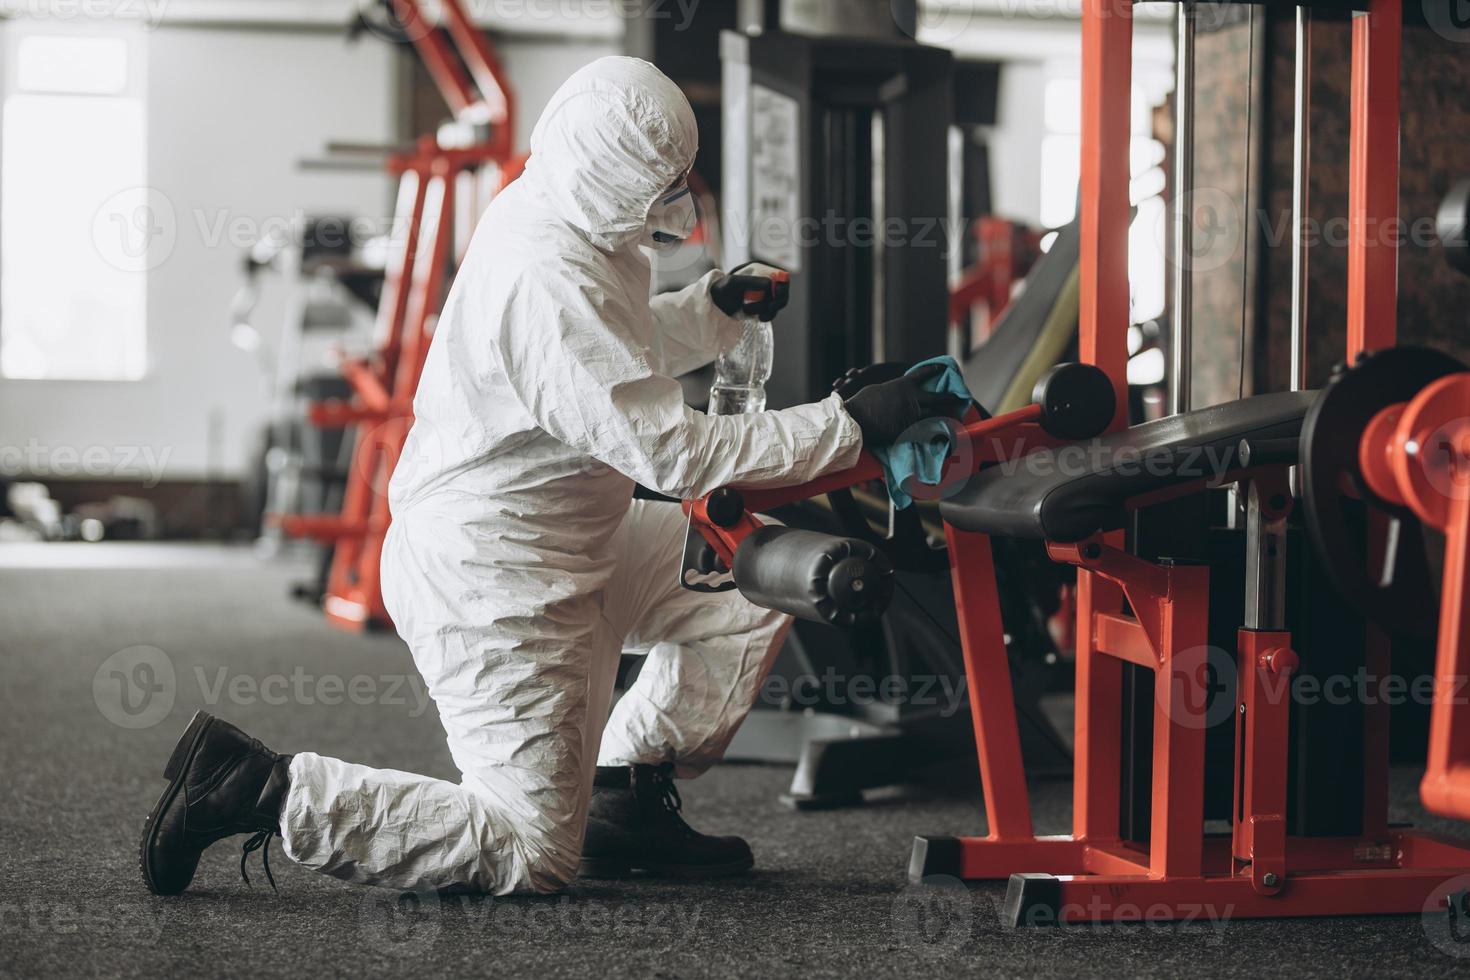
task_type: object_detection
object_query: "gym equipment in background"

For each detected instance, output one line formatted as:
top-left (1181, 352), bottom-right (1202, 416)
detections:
top-left (711, 25), bottom-right (1080, 807)
top-left (948, 217), bottom-right (1045, 357)
top-left (720, 27), bottom-right (952, 409)
top-left (268, 0), bottom-right (519, 631)
top-left (696, 0), bottom-right (1470, 924)
top-left (230, 217), bottom-right (380, 555)
top-left (917, 0), bottom-right (1470, 922)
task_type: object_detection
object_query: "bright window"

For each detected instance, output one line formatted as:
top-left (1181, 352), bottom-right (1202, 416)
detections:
top-left (1039, 76), bottom-right (1168, 324)
top-left (2, 33), bottom-right (148, 380)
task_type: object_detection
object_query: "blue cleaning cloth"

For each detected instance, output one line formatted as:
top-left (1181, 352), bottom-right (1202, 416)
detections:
top-left (869, 355), bottom-right (977, 510)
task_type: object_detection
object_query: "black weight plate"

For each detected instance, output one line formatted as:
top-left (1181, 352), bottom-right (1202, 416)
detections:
top-left (1299, 346), bottom-right (1466, 637)
top-left (1033, 362), bottom-right (1116, 440)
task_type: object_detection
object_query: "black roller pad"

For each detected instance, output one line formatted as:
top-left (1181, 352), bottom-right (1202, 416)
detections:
top-left (731, 525), bottom-right (894, 627)
top-left (941, 390), bottom-right (1315, 541)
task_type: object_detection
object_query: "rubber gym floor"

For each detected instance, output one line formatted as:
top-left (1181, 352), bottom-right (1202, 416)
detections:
top-left (4, 543), bottom-right (1468, 978)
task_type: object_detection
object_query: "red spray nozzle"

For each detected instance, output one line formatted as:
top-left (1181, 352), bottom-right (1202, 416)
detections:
top-left (743, 269), bottom-right (791, 304)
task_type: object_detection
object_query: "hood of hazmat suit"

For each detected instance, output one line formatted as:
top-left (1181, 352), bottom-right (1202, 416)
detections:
top-left (282, 58), bottom-right (860, 896)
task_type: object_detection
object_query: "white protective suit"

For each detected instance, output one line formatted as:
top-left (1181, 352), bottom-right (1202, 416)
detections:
top-left (278, 57), bottom-right (863, 895)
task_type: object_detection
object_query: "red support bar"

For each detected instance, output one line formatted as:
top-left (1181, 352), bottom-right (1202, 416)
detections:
top-left (376, 168), bottom-right (427, 385)
top-left (1093, 611), bottom-right (1157, 669)
top-left (411, 22), bottom-right (479, 119)
top-left (440, 0), bottom-right (515, 135)
top-left (1069, 0), bottom-right (1132, 864)
top-left (1082, 841), bottom-right (1153, 877)
top-left (1077, 0), bottom-right (1132, 428)
top-left (270, 516), bottom-right (375, 541)
top-left (1344, 0), bottom-right (1404, 834)
top-left (945, 526), bottom-right (1035, 840)
top-left (340, 359), bottom-right (392, 414)
top-left (1234, 629), bottom-right (1295, 894)
top-left (1071, 560), bottom-right (1124, 843)
top-left (1346, 0), bottom-right (1402, 356)
top-left (307, 400), bottom-right (386, 429)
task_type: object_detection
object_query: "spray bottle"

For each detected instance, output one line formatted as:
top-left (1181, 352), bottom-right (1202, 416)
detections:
top-left (708, 270), bottom-right (788, 415)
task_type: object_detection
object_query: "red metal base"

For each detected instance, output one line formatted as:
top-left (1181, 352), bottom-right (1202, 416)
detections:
top-left (911, 831), bottom-right (1470, 925)
top-left (917, 521), bottom-right (1470, 924)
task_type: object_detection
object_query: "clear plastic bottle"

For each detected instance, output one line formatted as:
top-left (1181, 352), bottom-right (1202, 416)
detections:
top-left (708, 315), bottom-right (772, 415)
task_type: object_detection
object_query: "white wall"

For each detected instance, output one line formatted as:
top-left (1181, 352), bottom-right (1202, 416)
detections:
top-left (0, 17), bottom-right (616, 484)
top-left (935, 9), bottom-right (1175, 228)
top-left (987, 59), bottom-right (1050, 226)
top-left (496, 36), bottom-right (621, 151)
top-left (0, 22), bottom-right (396, 482)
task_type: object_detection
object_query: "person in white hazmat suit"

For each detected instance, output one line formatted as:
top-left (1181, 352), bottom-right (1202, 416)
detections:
top-left (139, 56), bottom-right (962, 897)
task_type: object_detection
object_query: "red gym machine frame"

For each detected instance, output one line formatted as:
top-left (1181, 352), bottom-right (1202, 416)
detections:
top-left (933, 0), bottom-right (1470, 924)
top-left (925, 0), bottom-right (1470, 922)
top-left (688, 0), bottom-right (1470, 923)
top-left (948, 217), bottom-right (1044, 351)
top-left (272, 0), bottom-right (518, 630)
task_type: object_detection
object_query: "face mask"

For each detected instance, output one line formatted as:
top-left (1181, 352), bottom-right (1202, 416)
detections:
top-left (643, 181), bottom-right (696, 250)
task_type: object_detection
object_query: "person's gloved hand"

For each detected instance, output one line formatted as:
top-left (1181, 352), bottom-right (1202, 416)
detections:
top-left (710, 263), bottom-right (790, 321)
top-left (842, 362), bottom-right (969, 448)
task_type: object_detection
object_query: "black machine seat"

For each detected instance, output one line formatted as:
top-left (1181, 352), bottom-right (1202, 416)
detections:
top-left (940, 390), bottom-right (1316, 542)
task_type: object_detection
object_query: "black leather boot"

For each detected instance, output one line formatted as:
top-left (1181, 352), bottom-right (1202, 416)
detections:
top-left (139, 710), bottom-right (293, 896)
top-left (580, 763), bottom-right (753, 878)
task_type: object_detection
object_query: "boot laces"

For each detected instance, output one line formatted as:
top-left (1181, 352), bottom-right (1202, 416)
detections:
top-left (650, 763), bottom-right (691, 826)
top-left (240, 829), bottom-right (279, 893)
top-left (237, 746), bottom-right (286, 893)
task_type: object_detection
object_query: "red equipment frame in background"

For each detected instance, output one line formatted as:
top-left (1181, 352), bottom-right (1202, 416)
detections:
top-left (270, 0), bottom-right (518, 630)
top-left (901, 0), bottom-right (1470, 922)
top-left (948, 217), bottom-right (1044, 350)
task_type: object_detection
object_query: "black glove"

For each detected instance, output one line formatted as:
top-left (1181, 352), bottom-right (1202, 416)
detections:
top-left (842, 362), bottom-right (969, 448)
top-left (710, 263), bottom-right (790, 321)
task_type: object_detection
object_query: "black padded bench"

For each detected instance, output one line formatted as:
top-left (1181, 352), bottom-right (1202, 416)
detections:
top-left (940, 390), bottom-right (1316, 542)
